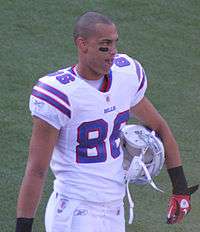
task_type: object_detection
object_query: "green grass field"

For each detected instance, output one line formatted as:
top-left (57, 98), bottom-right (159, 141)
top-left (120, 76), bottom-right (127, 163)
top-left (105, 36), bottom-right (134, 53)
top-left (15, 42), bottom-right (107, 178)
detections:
top-left (1, 0), bottom-right (200, 231)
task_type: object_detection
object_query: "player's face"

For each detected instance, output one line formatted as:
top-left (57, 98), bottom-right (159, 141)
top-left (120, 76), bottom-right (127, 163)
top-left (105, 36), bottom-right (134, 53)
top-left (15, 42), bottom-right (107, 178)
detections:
top-left (84, 23), bottom-right (118, 76)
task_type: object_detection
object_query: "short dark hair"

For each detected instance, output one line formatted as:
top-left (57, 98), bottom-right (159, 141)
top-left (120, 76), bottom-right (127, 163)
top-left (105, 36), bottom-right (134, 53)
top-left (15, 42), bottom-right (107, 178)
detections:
top-left (73, 11), bottom-right (114, 41)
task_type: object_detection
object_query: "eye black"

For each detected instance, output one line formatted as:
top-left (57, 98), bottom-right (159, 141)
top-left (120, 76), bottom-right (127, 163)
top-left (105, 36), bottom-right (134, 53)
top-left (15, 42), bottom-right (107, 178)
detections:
top-left (99, 47), bottom-right (109, 52)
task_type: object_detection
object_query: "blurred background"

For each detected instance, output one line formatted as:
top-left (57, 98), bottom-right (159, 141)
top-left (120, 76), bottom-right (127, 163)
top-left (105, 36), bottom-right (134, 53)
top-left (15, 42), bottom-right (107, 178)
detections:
top-left (0, 0), bottom-right (199, 231)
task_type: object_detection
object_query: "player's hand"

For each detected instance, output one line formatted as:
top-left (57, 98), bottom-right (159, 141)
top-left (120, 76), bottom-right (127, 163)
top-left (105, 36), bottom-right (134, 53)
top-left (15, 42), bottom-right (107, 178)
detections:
top-left (167, 185), bottom-right (199, 224)
top-left (167, 194), bottom-right (191, 224)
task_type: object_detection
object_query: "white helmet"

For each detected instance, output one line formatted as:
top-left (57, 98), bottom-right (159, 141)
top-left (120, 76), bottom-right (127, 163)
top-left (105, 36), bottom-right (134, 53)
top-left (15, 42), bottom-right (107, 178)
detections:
top-left (121, 124), bottom-right (165, 224)
top-left (121, 124), bottom-right (165, 185)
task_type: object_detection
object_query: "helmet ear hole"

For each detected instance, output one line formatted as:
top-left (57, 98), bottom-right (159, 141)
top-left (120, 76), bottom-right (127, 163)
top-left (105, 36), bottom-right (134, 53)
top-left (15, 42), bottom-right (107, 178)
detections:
top-left (121, 124), bottom-right (165, 185)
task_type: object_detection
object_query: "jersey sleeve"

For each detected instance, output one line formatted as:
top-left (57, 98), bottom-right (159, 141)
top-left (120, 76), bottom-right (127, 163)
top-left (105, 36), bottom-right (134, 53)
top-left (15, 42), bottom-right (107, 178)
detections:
top-left (29, 79), bottom-right (71, 130)
top-left (130, 59), bottom-right (147, 107)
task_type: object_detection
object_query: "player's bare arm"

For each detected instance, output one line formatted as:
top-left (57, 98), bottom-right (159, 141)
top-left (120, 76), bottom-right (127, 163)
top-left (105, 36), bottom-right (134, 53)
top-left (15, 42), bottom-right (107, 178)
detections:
top-left (16, 117), bottom-right (59, 225)
top-left (130, 96), bottom-right (181, 169)
top-left (130, 96), bottom-right (198, 224)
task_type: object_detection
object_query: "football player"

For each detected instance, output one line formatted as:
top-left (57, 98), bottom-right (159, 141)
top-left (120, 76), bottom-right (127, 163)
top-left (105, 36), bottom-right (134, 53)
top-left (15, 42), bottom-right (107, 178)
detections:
top-left (15, 11), bottom-right (198, 232)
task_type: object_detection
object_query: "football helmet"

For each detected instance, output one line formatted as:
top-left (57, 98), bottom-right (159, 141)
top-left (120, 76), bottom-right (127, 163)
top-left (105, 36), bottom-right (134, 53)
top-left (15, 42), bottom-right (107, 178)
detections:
top-left (121, 124), bottom-right (165, 185)
top-left (120, 124), bottom-right (165, 224)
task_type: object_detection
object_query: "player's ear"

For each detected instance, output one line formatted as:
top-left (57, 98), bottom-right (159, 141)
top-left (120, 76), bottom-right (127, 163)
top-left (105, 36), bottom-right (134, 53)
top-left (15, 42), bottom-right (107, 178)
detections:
top-left (75, 37), bottom-right (88, 53)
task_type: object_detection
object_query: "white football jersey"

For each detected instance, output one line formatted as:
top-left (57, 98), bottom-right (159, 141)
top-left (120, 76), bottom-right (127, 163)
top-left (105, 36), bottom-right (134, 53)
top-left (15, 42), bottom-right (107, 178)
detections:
top-left (30, 54), bottom-right (147, 202)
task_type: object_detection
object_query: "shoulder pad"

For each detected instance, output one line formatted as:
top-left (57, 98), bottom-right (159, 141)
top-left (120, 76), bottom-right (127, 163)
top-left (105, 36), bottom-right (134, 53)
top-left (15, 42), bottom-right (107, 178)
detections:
top-left (112, 54), bottom-right (145, 82)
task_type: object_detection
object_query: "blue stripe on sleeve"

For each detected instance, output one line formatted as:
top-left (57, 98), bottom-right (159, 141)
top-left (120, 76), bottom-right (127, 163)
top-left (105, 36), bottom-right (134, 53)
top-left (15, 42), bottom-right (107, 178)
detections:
top-left (137, 69), bottom-right (146, 92)
top-left (133, 60), bottom-right (141, 81)
top-left (32, 89), bottom-right (71, 118)
top-left (36, 81), bottom-right (70, 106)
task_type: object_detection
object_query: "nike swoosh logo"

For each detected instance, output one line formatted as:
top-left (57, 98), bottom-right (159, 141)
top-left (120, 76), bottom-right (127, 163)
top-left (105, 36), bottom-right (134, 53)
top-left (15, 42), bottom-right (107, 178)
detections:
top-left (183, 209), bottom-right (187, 215)
top-left (167, 205), bottom-right (173, 218)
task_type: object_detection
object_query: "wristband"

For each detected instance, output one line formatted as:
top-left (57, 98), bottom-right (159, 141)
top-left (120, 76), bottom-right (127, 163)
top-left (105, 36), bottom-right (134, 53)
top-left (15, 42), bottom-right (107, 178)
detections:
top-left (15, 218), bottom-right (33, 232)
top-left (167, 166), bottom-right (188, 195)
top-left (167, 166), bottom-right (188, 194)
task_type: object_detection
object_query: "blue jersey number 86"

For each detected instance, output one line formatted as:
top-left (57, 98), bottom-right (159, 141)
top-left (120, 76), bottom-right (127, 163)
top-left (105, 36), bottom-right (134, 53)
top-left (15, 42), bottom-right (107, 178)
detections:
top-left (76, 111), bottom-right (129, 163)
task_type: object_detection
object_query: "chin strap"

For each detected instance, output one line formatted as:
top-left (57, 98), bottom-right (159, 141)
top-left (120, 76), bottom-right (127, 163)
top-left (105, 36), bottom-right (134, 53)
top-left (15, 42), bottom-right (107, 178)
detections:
top-left (126, 179), bottom-right (134, 224)
top-left (125, 149), bottom-right (164, 224)
top-left (139, 160), bottom-right (164, 193)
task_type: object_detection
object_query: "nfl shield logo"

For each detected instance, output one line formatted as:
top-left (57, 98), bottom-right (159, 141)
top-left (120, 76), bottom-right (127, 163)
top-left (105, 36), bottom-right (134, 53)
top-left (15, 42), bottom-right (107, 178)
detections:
top-left (106, 95), bottom-right (110, 102)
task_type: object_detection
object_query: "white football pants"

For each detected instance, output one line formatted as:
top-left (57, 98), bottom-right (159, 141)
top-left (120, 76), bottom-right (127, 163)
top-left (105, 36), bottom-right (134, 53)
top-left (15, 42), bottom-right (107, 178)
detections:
top-left (45, 191), bottom-right (125, 232)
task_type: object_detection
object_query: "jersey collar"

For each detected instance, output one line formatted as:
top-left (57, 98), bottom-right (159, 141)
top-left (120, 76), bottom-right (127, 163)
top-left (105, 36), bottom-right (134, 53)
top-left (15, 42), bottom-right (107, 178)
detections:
top-left (69, 65), bottom-right (112, 93)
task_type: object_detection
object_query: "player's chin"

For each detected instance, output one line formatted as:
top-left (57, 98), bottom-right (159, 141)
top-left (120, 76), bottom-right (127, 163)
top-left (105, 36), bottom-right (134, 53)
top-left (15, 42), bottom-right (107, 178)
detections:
top-left (102, 63), bottom-right (113, 74)
top-left (101, 68), bottom-right (110, 75)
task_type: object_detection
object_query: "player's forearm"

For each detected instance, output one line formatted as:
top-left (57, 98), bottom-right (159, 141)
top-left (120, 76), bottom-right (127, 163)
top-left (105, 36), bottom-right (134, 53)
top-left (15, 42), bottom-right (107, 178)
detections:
top-left (16, 171), bottom-right (46, 218)
top-left (154, 119), bottom-right (182, 169)
top-left (131, 97), bottom-right (182, 168)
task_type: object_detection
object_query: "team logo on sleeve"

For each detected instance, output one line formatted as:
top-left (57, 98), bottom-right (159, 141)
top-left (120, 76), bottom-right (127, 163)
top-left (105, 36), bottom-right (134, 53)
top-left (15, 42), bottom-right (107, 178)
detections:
top-left (33, 99), bottom-right (44, 107)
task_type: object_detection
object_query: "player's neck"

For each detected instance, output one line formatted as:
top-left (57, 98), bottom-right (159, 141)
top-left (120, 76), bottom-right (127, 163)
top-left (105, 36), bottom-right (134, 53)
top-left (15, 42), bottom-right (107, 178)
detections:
top-left (76, 63), bottom-right (103, 81)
